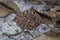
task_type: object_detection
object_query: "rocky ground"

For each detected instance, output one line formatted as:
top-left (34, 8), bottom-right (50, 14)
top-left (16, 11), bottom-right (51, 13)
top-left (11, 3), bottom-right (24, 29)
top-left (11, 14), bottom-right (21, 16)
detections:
top-left (0, 0), bottom-right (60, 40)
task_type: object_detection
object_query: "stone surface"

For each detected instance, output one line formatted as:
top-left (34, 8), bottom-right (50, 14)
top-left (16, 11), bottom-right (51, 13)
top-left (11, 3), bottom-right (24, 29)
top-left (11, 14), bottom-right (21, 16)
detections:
top-left (28, 0), bottom-right (42, 5)
top-left (33, 35), bottom-right (60, 40)
top-left (0, 0), bottom-right (60, 40)
top-left (45, 11), bottom-right (60, 18)
top-left (0, 0), bottom-right (20, 12)
top-left (45, 11), bottom-right (57, 17)
top-left (0, 8), bottom-right (9, 17)
top-left (0, 13), bottom-right (21, 34)
top-left (45, 0), bottom-right (58, 5)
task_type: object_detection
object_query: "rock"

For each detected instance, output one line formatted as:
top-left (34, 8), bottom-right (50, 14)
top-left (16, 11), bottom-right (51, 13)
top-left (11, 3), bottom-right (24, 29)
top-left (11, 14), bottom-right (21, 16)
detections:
top-left (45, 11), bottom-right (59, 17)
top-left (45, 11), bottom-right (60, 19)
top-left (0, 35), bottom-right (15, 40)
top-left (50, 6), bottom-right (60, 11)
top-left (41, 17), bottom-right (52, 24)
top-left (0, 0), bottom-right (20, 12)
top-left (0, 8), bottom-right (9, 17)
top-left (27, 0), bottom-right (42, 5)
top-left (45, 5), bottom-right (60, 11)
top-left (45, 0), bottom-right (58, 5)
top-left (5, 13), bottom-right (16, 22)
top-left (0, 22), bottom-right (21, 36)
top-left (45, 30), bottom-right (60, 37)
top-left (33, 35), bottom-right (60, 40)
top-left (45, 5), bottom-right (54, 11)
top-left (56, 0), bottom-right (60, 5)
top-left (55, 12), bottom-right (60, 16)
top-left (15, 32), bottom-right (33, 40)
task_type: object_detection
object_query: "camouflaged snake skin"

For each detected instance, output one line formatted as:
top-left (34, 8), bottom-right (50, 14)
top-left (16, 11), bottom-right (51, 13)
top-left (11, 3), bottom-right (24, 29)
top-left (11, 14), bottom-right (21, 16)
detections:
top-left (15, 8), bottom-right (41, 30)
